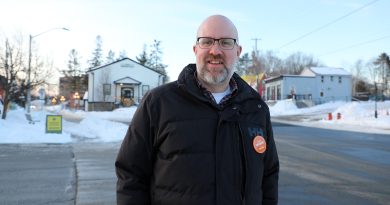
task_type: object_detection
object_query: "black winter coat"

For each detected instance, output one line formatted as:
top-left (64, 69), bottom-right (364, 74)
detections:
top-left (115, 64), bottom-right (279, 205)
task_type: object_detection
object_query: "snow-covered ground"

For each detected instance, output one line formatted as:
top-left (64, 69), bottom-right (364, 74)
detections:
top-left (0, 100), bottom-right (137, 144)
top-left (0, 100), bottom-right (389, 144)
top-left (270, 99), bottom-right (390, 134)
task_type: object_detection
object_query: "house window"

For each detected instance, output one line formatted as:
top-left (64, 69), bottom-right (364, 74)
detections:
top-left (321, 76), bottom-right (324, 83)
top-left (267, 87), bottom-right (271, 100)
top-left (320, 91), bottom-right (324, 97)
top-left (271, 86), bottom-right (275, 100)
top-left (103, 84), bottom-right (111, 95)
top-left (330, 76), bottom-right (334, 82)
top-left (338, 76), bottom-right (342, 83)
top-left (142, 85), bottom-right (150, 95)
top-left (276, 85), bottom-right (281, 100)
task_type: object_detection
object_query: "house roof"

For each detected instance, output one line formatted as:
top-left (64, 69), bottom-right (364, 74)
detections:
top-left (86, 58), bottom-right (166, 76)
top-left (264, 74), bottom-right (313, 83)
top-left (304, 67), bottom-right (351, 76)
top-left (113, 76), bottom-right (141, 85)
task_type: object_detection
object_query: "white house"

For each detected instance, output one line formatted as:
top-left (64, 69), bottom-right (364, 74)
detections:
top-left (86, 58), bottom-right (166, 111)
top-left (264, 67), bottom-right (352, 105)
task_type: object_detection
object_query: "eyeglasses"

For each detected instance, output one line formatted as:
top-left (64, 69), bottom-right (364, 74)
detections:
top-left (196, 37), bottom-right (237, 50)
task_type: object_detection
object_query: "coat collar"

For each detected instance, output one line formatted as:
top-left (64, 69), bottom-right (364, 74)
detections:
top-left (177, 64), bottom-right (262, 107)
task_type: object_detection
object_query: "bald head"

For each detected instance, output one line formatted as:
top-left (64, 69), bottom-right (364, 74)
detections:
top-left (196, 15), bottom-right (239, 41)
top-left (193, 15), bottom-right (242, 93)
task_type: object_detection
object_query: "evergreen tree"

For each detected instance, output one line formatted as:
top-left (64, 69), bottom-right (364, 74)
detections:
top-left (136, 44), bottom-right (149, 66)
top-left (149, 39), bottom-right (167, 73)
top-left (118, 50), bottom-right (128, 60)
top-left (236, 52), bottom-right (251, 75)
top-left (61, 49), bottom-right (83, 93)
top-left (374, 53), bottom-right (390, 82)
top-left (61, 49), bottom-right (82, 77)
top-left (373, 52), bottom-right (390, 95)
top-left (106, 50), bottom-right (116, 63)
top-left (148, 40), bottom-right (168, 82)
top-left (88, 35), bottom-right (103, 68)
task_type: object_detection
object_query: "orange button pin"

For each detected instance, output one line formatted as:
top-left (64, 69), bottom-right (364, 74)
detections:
top-left (253, 135), bottom-right (266, 154)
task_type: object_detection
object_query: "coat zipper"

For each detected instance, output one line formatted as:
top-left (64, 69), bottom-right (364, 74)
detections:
top-left (238, 122), bottom-right (247, 205)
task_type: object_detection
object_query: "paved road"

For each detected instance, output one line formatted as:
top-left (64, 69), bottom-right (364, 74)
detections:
top-left (0, 142), bottom-right (120, 205)
top-left (274, 122), bottom-right (390, 205)
top-left (0, 144), bottom-right (75, 205)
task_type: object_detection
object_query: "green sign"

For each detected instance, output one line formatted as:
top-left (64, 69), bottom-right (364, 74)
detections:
top-left (46, 115), bottom-right (62, 134)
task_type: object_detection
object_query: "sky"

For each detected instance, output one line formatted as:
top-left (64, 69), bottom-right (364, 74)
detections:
top-left (1, 0), bottom-right (389, 83)
top-left (0, 99), bottom-right (389, 143)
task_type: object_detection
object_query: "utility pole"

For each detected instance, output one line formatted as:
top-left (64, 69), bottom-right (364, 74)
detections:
top-left (375, 82), bottom-right (378, 118)
top-left (252, 38), bottom-right (261, 57)
top-left (25, 27), bottom-right (69, 115)
top-left (26, 34), bottom-right (32, 114)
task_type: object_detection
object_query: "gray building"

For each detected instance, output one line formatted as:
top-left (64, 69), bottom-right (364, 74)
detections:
top-left (264, 67), bottom-right (352, 105)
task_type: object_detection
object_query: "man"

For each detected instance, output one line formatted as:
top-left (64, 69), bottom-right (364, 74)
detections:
top-left (115, 15), bottom-right (279, 205)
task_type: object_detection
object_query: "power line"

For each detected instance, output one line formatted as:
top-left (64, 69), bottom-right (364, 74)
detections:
top-left (319, 34), bottom-right (390, 57)
top-left (278, 0), bottom-right (380, 49)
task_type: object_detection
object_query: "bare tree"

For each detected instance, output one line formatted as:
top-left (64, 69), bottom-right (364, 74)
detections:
top-left (351, 59), bottom-right (365, 95)
top-left (260, 50), bottom-right (283, 76)
top-left (0, 33), bottom-right (54, 119)
top-left (0, 38), bottom-right (24, 119)
top-left (246, 51), bottom-right (265, 75)
top-left (283, 52), bottom-right (322, 74)
top-left (367, 58), bottom-right (380, 84)
top-left (27, 39), bottom-right (54, 96)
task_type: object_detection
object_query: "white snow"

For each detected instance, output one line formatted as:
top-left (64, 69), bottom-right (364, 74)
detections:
top-left (270, 99), bottom-right (390, 134)
top-left (309, 67), bottom-right (351, 75)
top-left (0, 100), bottom-right (136, 144)
top-left (0, 100), bottom-right (389, 144)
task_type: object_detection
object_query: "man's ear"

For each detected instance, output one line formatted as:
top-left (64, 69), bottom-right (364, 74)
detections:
top-left (236, 45), bottom-right (242, 57)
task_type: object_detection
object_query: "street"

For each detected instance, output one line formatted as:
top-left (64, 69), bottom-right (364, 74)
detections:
top-left (274, 122), bottom-right (390, 205)
top-left (0, 122), bottom-right (389, 205)
top-left (0, 144), bottom-right (75, 204)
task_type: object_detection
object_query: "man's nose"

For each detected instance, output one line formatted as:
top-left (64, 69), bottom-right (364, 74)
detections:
top-left (209, 41), bottom-right (223, 55)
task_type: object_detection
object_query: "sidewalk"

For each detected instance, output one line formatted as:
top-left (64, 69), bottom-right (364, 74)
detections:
top-left (72, 142), bottom-right (121, 205)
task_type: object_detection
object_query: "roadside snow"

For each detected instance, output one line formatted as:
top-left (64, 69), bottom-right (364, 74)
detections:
top-left (0, 100), bottom-right (389, 144)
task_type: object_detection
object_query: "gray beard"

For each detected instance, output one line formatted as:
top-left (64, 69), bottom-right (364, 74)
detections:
top-left (203, 68), bottom-right (229, 85)
top-left (200, 60), bottom-right (238, 85)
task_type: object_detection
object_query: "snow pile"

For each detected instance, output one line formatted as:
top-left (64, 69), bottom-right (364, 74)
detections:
top-left (269, 100), bottom-right (390, 132)
top-left (269, 99), bottom-right (299, 116)
top-left (64, 117), bottom-right (128, 142)
top-left (269, 100), bottom-right (348, 116)
top-left (0, 108), bottom-right (72, 143)
top-left (322, 101), bottom-right (390, 129)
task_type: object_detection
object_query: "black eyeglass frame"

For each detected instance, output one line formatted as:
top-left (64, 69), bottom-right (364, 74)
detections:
top-left (196, 37), bottom-right (237, 50)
